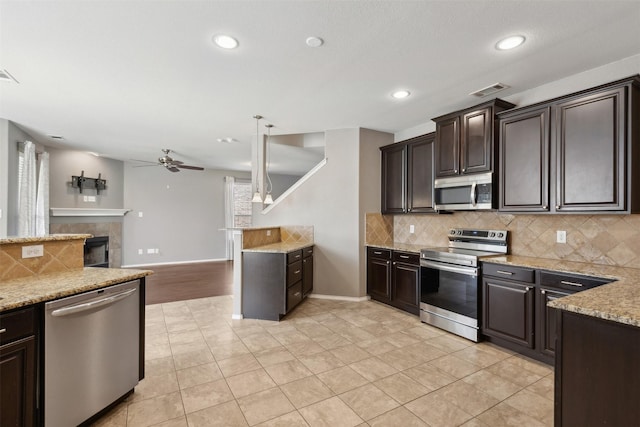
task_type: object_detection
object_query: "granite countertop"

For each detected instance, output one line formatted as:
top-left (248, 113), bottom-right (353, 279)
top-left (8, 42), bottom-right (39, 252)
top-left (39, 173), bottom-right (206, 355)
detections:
top-left (483, 255), bottom-right (640, 328)
top-left (366, 242), bottom-right (424, 254)
top-left (0, 234), bottom-right (92, 245)
top-left (243, 241), bottom-right (313, 253)
top-left (0, 268), bottom-right (152, 312)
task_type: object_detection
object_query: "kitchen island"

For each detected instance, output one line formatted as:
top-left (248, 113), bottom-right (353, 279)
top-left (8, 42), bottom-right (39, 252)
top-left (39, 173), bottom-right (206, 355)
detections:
top-left (1, 234), bottom-right (152, 426)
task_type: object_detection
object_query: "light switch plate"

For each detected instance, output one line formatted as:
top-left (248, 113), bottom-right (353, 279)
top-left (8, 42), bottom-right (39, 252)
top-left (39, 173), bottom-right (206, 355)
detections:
top-left (22, 245), bottom-right (44, 258)
top-left (410, 225), bottom-right (415, 234)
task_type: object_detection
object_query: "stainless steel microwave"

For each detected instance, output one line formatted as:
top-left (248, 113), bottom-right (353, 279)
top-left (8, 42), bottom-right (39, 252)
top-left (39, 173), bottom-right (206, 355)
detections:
top-left (434, 172), bottom-right (494, 211)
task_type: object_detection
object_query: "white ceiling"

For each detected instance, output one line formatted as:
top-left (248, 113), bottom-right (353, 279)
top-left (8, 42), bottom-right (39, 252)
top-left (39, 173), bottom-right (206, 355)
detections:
top-left (1, 1), bottom-right (639, 174)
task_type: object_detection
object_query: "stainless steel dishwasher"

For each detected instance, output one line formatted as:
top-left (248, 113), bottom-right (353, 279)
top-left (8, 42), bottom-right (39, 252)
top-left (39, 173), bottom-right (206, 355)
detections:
top-left (44, 279), bottom-right (141, 427)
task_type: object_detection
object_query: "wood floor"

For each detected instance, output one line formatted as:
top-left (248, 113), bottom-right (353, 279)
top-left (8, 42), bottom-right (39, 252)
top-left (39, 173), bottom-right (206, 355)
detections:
top-left (134, 260), bottom-right (234, 305)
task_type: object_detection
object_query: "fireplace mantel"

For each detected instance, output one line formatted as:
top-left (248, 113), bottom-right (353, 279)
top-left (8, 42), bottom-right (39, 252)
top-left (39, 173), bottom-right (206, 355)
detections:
top-left (50, 208), bottom-right (131, 217)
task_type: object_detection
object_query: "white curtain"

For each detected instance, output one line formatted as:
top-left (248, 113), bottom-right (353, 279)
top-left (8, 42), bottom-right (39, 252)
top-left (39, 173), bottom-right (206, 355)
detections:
top-left (18, 141), bottom-right (49, 236)
top-left (224, 176), bottom-right (235, 260)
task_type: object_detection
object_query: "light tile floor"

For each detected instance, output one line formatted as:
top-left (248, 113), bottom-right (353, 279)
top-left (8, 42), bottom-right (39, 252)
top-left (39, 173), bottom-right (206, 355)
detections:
top-left (93, 296), bottom-right (554, 427)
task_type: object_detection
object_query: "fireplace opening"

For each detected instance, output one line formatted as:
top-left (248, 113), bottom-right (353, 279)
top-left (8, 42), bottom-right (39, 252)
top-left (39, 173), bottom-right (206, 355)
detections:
top-left (84, 236), bottom-right (109, 268)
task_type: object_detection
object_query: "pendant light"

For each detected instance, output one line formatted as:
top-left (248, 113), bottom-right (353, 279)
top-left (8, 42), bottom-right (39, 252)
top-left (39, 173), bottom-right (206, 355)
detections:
top-left (264, 123), bottom-right (274, 205)
top-left (251, 115), bottom-right (263, 203)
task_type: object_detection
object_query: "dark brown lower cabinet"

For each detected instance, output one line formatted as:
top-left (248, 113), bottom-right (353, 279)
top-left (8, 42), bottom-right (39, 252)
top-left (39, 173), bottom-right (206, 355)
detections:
top-left (555, 311), bottom-right (640, 426)
top-left (482, 277), bottom-right (534, 348)
top-left (367, 247), bottom-right (419, 315)
top-left (391, 252), bottom-right (420, 315)
top-left (242, 246), bottom-right (313, 321)
top-left (0, 307), bottom-right (37, 427)
top-left (537, 287), bottom-right (569, 357)
top-left (367, 248), bottom-right (392, 304)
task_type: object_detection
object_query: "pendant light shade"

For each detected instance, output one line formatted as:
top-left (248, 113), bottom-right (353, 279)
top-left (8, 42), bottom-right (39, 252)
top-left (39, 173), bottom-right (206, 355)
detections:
top-left (251, 191), bottom-right (263, 203)
top-left (263, 193), bottom-right (274, 204)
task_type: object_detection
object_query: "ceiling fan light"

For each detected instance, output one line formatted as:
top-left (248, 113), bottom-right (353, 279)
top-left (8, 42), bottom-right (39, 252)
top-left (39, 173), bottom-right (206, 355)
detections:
top-left (264, 193), bottom-right (274, 205)
top-left (495, 35), bottom-right (525, 50)
top-left (252, 191), bottom-right (263, 203)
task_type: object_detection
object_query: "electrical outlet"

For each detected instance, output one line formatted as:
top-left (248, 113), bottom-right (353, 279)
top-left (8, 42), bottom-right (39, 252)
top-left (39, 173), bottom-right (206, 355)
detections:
top-left (147, 248), bottom-right (155, 254)
top-left (410, 225), bottom-right (415, 234)
top-left (88, 196), bottom-right (96, 202)
top-left (557, 230), bottom-right (567, 244)
top-left (22, 245), bottom-right (44, 258)
top-left (267, 230), bottom-right (271, 236)
top-left (138, 249), bottom-right (143, 255)
top-left (138, 211), bottom-right (143, 218)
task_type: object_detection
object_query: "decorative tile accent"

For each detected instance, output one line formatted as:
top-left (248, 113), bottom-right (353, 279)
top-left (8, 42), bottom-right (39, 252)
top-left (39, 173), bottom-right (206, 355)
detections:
top-left (281, 226), bottom-right (314, 244)
top-left (373, 212), bottom-right (640, 269)
top-left (0, 239), bottom-right (84, 281)
top-left (242, 228), bottom-right (281, 249)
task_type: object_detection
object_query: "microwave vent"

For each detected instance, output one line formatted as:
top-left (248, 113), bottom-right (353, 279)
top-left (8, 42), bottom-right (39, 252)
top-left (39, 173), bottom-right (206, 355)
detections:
top-left (469, 83), bottom-right (509, 98)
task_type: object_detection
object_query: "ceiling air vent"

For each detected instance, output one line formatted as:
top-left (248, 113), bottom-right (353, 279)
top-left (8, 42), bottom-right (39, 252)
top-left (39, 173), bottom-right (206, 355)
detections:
top-left (469, 82), bottom-right (509, 98)
top-left (0, 69), bottom-right (19, 83)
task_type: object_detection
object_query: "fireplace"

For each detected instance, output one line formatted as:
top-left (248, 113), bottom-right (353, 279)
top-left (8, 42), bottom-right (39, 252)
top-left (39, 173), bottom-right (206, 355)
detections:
top-left (84, 236), bottom-right (109, 268)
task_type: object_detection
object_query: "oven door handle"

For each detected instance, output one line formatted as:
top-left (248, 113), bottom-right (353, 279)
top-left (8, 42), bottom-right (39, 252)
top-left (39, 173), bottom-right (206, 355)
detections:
top-left (420, 260), bottom-right (478, 277)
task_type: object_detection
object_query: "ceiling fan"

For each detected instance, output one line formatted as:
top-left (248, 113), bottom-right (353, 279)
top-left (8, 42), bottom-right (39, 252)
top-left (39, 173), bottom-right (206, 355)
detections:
top-left (131, 149), bottom-right (204, 173)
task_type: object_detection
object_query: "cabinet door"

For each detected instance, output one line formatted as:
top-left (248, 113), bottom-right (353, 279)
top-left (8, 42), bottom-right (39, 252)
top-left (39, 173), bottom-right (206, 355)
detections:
top-left (302, 256), bottom-right (313, 296)
top-left (407, 134), bottom-right (435, 213)
top-left (0, 336), bottom-right (36, 427)
top-left (381, 144), bottom-right (406, 213)
top-left (461, 107), bottom-right (493, 174)
top-left (391, 262), bottom-right (420, 315)
top-left (367, 257), bottom-right (391, 303)
top-left (482, 278), bottom-right (534, 348)
top-left (435, 116), bottom-right (460, 177)
top-left (555, 87), bottom-right (626, 211)
top-left (538, 287), bottom-right (570, 357)
top-left (499, 107), bottom-right (551, 211)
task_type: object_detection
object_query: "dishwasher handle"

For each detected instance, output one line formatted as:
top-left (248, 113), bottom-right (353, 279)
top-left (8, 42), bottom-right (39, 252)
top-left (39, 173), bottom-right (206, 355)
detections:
top-left (50, 288), bottom-right (137, 317)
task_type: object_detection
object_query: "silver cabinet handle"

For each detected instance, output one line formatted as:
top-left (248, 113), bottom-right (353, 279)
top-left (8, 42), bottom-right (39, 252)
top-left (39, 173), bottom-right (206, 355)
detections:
top-left (560, 280), bottom-right (584, 287)
top-left (294, 292), bottom-right (301, 297)
top-left (0, 328), bottom-right (6, 334)
top-left (542, 205), bottom-right (548, 210)
top-left (51, 288), bottom-right (136, 317)
top-left (556, 205), bottom-right (560, 210)
top-left (541, 290), bottom-right (546, 295)
top-left (373, 251), bottom-right (383, 255)
top-left (496, 270), bottom-right (514, 275)
top-left (399, 255), bottom-right (410, 259)
top-left (526, 286), bottom-right (531, 291)
top-left (462, 168), bottom-right (466, 172)
top-left (294, 270), bottom-right (301, 274)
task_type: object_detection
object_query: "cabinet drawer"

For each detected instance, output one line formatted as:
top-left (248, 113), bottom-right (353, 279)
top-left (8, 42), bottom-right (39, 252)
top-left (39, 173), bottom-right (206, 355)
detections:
top-left (287, 282), bottom-right (303, 312)
top-left (483, 263), bottom-right (535, 283)
top-left (287, 250), bottom-right (303, 264)
top-left (287, 260), bottom-right (303, 286)
top-left (368, 247), bottom-right (391, 260)
top-left (0, 307), bottom-right (36, 345)
top-left (539, 271), bottom-right (611, 292)
top-left (392, 251), bottom-right (419, 265)
top-left (303, 246), bottom-right (314, 258)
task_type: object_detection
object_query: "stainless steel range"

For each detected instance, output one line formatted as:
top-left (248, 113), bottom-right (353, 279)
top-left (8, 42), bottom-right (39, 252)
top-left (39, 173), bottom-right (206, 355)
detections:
top-left (420, 228), bottom-right (508, 342)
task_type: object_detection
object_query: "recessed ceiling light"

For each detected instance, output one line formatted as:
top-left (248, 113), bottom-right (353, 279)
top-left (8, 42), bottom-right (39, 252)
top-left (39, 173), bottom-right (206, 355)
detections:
top-left (306, 36), bottom-right (324, 48)
top-left (495, 35), bottom-right (526, 51)
top-left (392, 90), bottom-right (411, 99)
top-left (212, 34), bottom-right (239, 49)
top-left (217, 137), bottom-right (237, 143)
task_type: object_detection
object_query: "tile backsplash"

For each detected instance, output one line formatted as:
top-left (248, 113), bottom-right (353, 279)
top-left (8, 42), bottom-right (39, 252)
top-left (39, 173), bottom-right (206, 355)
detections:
top-left (0, 239), bottom-right (84, 281)
top-left (366, 212), bottom-right (640, 269)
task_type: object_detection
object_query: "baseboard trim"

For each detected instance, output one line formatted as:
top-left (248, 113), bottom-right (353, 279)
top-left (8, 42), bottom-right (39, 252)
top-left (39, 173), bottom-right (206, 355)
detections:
top-left (122, 258), bottom-right (229, 268)
top-left (308, 294), bottom-right (371, 302)
top-left (231, 314), bottom-right (244, 320)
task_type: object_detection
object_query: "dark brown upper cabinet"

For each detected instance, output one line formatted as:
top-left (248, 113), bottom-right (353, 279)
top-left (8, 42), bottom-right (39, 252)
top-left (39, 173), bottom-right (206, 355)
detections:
top-left (433, 99), bottom-right (515, 178)
top-left (499, 75), bottom-right (640, 213)
top-left (381, 133), bottom-right (435, 214)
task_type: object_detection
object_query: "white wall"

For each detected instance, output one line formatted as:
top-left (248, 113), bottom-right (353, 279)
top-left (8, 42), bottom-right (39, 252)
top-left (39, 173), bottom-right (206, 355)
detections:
top-left (122, 163), bottom-right (250, 266)
top-left (395, 53), bottom-right (640, 142)
top-left (0, 119), bottom-right (8, 236)
top-left (253, 127), bottom-right (392, 298)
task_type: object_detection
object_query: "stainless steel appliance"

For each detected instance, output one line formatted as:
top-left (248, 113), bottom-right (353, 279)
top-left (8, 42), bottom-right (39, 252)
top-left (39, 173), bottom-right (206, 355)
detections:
top-left (434, 172), bottom-right (494, 210)
top-left (44, 280), bottom-right (141, 427)
top-left (420, 228), bottom-right (508, 341)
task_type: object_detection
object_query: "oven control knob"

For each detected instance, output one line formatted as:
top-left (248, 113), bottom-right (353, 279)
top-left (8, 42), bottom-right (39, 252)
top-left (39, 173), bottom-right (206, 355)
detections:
top-left (450, 230), bottom-right (456, 235)
top-left (489, 232), bottom-right (495, 237)
top-left (498, 232), bottom-right (504, 238)
top-left (456, 230), bottom-right (462, 235)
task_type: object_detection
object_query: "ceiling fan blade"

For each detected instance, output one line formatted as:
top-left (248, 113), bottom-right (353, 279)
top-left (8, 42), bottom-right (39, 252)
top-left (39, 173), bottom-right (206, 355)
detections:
top-left (130, 159), bottom-right (160, 164)
top-left (166, 166), bottom-right (180, 172)
top-left (178, 164), bottom-right (204, 171)
top-left (168, 159), bottom-right (184, 165)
